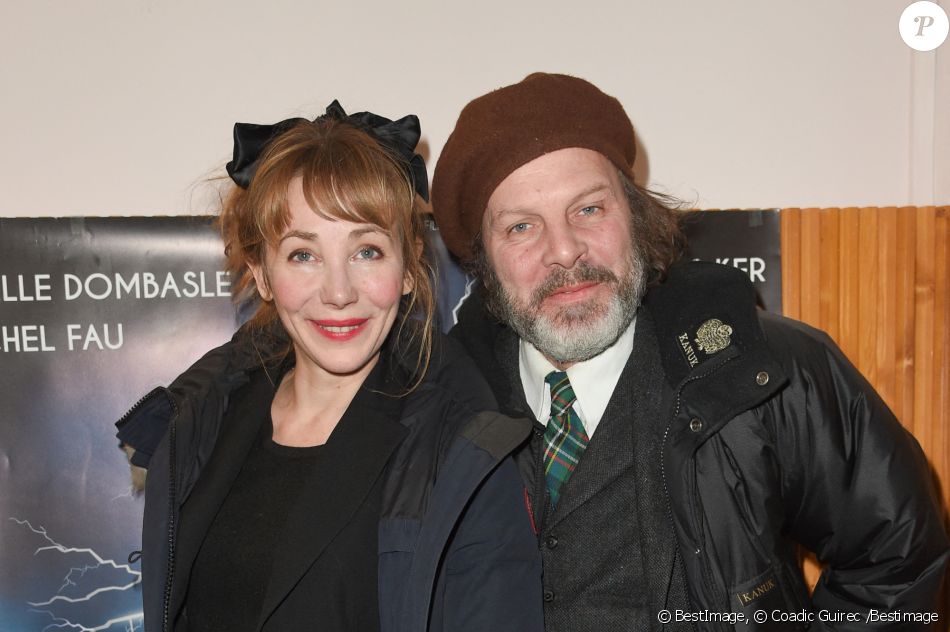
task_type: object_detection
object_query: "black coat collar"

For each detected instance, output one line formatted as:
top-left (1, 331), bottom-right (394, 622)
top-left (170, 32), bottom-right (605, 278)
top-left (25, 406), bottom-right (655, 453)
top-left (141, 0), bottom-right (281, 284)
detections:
top-left (643, 261), bottom-right (766, 387)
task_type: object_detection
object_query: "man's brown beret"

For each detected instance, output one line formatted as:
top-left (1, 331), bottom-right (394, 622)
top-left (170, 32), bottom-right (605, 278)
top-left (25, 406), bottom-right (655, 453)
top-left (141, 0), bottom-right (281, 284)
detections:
top-left (431, 72), bottom-right (637, 263)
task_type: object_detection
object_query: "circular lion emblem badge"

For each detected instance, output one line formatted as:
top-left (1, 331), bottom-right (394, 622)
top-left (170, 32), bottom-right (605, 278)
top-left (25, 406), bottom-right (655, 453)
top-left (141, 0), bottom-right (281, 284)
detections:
top-left (695, 318), bottom-right (733, 354)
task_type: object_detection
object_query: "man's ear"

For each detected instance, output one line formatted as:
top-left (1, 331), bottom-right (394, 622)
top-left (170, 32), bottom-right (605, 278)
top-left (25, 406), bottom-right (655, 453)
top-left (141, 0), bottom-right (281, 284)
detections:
top-left (249, 261), bottom-right (273, 301)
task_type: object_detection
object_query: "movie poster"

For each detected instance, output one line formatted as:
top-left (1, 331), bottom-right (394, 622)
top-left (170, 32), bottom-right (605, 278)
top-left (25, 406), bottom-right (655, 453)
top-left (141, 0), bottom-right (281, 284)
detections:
top-left (0, 217), bottom-right (241, 631)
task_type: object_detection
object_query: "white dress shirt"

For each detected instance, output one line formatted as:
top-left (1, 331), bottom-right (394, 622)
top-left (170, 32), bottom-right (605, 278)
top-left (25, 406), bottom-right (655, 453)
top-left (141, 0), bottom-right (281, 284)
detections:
top-left (519, 317), bottom-right (637, 437)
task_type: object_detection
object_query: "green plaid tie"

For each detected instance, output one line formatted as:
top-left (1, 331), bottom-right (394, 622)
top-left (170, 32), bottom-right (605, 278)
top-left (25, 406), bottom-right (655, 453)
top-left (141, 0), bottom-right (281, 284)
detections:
top-left (543, 371), bottom-right (589, 508)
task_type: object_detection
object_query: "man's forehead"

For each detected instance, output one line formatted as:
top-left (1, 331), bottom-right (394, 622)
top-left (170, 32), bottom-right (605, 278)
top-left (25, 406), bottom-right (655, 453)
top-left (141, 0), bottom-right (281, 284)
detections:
top-left (486, 148), bottom-right (621, 214)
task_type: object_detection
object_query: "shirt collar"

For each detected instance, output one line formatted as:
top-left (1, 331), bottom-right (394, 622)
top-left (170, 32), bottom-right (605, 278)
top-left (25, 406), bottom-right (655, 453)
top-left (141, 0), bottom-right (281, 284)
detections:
top-left (519, 315), bottom-right (636, 436)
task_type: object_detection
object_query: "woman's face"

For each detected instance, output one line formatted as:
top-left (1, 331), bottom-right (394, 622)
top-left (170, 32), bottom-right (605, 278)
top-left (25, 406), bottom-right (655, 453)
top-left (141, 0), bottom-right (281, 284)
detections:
top-left (251, 177), bottom-right (411, 380)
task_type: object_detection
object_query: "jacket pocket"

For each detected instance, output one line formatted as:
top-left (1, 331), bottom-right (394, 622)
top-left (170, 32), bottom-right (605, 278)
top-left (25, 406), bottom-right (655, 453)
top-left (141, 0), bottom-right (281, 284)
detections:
top-left (716, 436), bottom-right (774, 567)
top-left (378, 518), bottom-right (420, 632)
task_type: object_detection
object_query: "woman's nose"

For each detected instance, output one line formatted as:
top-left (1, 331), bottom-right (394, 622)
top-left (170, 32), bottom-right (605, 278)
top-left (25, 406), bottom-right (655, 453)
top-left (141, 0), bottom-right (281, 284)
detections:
top-left (320, 262), bottom-right (358, 308)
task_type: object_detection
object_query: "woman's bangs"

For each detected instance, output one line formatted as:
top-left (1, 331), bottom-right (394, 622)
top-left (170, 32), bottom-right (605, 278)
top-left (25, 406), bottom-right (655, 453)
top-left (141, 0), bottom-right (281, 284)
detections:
top-left (298, 150), bottom-right (406, 234)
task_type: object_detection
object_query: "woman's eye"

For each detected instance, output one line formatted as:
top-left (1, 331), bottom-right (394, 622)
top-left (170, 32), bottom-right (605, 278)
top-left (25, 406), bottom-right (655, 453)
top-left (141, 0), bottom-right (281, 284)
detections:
top-left (290, 251), bottom-right (314, 263)
top-left (355, 247), bottom-right (382, 260)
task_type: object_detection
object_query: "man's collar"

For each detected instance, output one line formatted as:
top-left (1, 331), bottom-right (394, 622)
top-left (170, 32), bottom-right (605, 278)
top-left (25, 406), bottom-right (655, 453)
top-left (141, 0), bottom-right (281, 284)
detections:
top-left (519, 316), bottom-right (637, 435)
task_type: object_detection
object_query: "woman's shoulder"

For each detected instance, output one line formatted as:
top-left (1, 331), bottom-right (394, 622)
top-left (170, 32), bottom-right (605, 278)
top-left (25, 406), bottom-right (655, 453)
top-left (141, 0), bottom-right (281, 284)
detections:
top-left (427, 331), bottom-right (499, 409)
top-left (393, 329), bottom-right (531, 456)
top-left (394, 329), bottom-right (499, 417)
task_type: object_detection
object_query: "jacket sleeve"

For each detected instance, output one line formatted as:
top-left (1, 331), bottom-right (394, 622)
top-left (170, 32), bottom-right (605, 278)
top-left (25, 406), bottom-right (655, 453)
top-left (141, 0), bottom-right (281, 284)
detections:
top-left (431, 457), bottom-right (544, 632)
top-left (114, 322), bottom-right (278, 468)
top-left (114, 339), bottom-right (235, 468)
top-left (767, 318), bottom-right (949, 628)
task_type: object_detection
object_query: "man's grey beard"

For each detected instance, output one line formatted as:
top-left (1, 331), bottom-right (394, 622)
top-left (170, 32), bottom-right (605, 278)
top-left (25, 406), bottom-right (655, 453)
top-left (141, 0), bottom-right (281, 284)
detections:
top-left (484, 254), bottom-right (647, 365)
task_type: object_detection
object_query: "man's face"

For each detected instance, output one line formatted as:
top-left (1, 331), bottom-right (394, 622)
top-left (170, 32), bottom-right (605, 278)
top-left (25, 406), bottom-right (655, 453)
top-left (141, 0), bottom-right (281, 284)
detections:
top-left (481, 147), bottom-right (646, 367)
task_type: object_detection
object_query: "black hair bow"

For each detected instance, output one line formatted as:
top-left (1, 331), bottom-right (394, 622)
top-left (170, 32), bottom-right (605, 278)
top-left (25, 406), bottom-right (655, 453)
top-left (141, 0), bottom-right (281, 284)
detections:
top-left (225, 100), bottom-right (429, 201)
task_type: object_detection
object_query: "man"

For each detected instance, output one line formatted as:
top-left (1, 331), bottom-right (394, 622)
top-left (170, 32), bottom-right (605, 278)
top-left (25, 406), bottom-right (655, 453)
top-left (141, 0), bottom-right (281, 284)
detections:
top-left (430, 73), bottom-right (948, 631)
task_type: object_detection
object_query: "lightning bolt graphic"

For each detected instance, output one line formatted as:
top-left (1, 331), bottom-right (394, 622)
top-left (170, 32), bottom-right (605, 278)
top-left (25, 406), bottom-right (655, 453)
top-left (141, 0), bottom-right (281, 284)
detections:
top-left (31, 610), bottom-right (143, 632)
top-left (451, 276), bottom-right (476, 326)
top-left (110, 486), bottom-right (137, 502)
top-left (9, 517), bottom-right (143, 632)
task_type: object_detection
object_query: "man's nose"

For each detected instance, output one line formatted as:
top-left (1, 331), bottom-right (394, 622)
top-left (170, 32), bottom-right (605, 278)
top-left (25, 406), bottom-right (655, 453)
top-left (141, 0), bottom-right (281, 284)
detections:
top-left (541, 221), bottom-right (587, 269)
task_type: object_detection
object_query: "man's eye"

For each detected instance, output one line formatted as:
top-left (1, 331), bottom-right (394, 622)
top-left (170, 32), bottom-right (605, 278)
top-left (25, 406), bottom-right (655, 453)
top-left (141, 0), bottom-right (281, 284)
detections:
top-left (509, 222), bottom-right (530, 234)
top-left (578, 205), bottom-right (599, 216)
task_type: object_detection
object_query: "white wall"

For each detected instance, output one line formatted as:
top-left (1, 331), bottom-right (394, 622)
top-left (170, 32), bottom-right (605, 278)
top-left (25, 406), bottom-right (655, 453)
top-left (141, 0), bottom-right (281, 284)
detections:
top-left (1, 0), bottom-right (947, 217)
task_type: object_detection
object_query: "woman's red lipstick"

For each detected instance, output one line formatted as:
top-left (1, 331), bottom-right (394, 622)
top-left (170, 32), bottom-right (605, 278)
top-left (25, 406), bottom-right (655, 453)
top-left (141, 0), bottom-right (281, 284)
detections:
top-left (310, 318), bottom-right (367, 341)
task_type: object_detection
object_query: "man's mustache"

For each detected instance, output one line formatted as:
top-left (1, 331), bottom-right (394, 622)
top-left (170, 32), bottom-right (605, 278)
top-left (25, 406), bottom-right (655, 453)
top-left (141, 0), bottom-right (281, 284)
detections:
top-left (530, 263), bottom-right (619, 308)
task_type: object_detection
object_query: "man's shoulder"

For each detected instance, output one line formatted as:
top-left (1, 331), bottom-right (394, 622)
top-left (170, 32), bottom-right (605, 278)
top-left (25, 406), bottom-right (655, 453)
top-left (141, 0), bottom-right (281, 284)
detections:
top-left (643, 261), bottom-right (767, 384)
top-left (648, 261), bottom-right (859, 371)
top-left (755, 309), bottom-right (867, 394)
top-left (449, 284), bottom-right (504, 342)
top-left (448, 286), bottom-right (512, 369)
top-left (645, 260), bottom-right (755, 309)
top-left (757, 310), bottom-right (837, 356)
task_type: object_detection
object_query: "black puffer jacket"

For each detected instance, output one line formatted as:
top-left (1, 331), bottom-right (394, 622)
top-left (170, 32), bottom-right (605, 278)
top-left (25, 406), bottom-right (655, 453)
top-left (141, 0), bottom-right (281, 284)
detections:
top-left (116, 330), bottom-right (544, 632)
top-left (451, 261), bottom-right (949, 631)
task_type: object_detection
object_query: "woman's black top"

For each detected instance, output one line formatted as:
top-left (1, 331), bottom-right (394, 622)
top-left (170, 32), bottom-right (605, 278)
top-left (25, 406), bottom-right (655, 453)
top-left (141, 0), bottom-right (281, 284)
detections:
top-left (183, 366), bottom-right (383, 631)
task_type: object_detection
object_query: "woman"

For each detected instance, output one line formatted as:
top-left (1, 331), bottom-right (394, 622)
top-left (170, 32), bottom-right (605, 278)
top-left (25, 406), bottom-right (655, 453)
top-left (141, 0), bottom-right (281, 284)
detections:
top-left (116, 101), bottom-right (543, 632)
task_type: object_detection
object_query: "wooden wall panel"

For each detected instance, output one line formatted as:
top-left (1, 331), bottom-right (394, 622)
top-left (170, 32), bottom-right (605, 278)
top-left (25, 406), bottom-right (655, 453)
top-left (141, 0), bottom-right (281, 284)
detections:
top-left (896, 208), bottom-right (917, 431)
top-left (780, 206), bottom-right (949, 600)
top-left (857, 208), bottom-right (880, 386)
top-left (781, 208), bottom-right (801, 321)
top-left (819, 209), bottom-right (840, 343)
top-left (914, 208), bottom-right (937, 458)
top-left (876, 207), bottom-right (898, 407)
top-left (838, 207), bottom-right (861, 365)
top-left (933, 208), bottom-right (948, 499)
top-left (800, 209), bottom-right (822, 327)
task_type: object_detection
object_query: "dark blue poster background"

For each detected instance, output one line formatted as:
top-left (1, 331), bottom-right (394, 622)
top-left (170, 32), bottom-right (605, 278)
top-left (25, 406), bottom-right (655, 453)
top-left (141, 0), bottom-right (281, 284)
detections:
top-left (0, 217), bottom-right (241, 631)
top-left (0, 210), bottom-right (780, 630)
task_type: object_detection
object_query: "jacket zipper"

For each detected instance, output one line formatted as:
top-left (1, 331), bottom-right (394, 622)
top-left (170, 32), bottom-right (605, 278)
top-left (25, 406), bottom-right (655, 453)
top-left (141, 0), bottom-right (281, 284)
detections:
top-left (115, 386), bottom-right (166, 427)
top-left (117, 387), bottom-right (168, 568)
top-left (660, 355), bottom-right (736, 630)
top-left (116, 387), bottom-right (181, 632)
top-left (161, 399), bottom-right (180, 632)
top-left (660, 400), bottom-right (695, 631)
